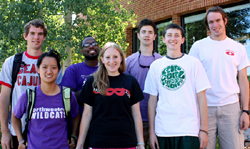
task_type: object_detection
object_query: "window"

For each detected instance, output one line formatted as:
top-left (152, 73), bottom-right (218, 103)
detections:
top-left (181, 0), bottom-right (250, 73)
top-left (156, 20), bottom-right (172, 56)
top-left (132, 29), bottom-right (139, 53)
top-left (222, 1), bottom-right (250, 74)
top-left (182, 11), bottom-right (207, 53)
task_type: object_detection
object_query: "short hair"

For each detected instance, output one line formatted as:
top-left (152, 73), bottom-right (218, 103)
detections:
top-left (24, 19), bottom-right (47, 37)
top-left (203, 6), bottom-right (228, 30)
top-left (162, 23), bottom-right (185, 38)
top-left (37, 48), bottom-right (61, 70)
top-left (137, 18), bottom-right (157, 34)
top-left (81, 35), bottom-right (95, 48)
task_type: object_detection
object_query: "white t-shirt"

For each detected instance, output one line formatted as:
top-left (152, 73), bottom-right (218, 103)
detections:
top-left (189, 36), bottom-right (250, 106)
top-left (144, 54), bottom-right (211, 137)
top-left (0, 51), bottom-right (62, 135)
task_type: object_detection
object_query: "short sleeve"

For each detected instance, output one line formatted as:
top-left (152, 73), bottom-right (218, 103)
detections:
top-left (188, 42), bottom-right (200, 59)
top-left (0, 56), bottom-right (14, 88)
top-left (194, 59), bottom-right (211, 93)
top-left (14, 91), bottom-right (28, 118)
top-left (61, 66), bottom-right (77, 90)
top-left (144, 62), bottom-right (158, 96)
top-left (238, 45), bottom-right (250, 71)
top-left (79, 76), bottom-right (94, 106)
top-left (130, 77), bottom-right (144, 105)
top-left (70, 92), bottom-right (79, 118)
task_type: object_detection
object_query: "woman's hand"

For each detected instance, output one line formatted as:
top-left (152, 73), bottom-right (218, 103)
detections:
top-left (18, 140), bottom-right (26, 149)
top-left (137, 144), bottom-right (145, 149)
top-left (69, 137), bottom-right (76, 149)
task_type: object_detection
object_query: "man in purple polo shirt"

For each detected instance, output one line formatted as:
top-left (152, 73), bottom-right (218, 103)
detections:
top-left (61, 35), bottom-right (99, 114)
top-left (125, 18), bottom-right (162, 147)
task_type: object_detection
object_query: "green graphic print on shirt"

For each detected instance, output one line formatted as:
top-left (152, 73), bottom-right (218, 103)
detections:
top-left (161, 65), bottom-right (185, 91)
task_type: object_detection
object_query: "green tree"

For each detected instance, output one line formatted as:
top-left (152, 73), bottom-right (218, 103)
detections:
top-left (0, 0), bottom-right (137, 68)
top-left (226, 7), bottom-right (250, 44)
top-left (184, 20), bottom-right (207, 53)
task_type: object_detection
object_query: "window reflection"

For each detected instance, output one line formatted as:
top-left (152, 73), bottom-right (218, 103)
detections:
top-left (156, 21), bottom-right (172, 56)
top-left (182, 12), bottom-right (207, 53)
top-left (223, 3), bottom-right (250, 74)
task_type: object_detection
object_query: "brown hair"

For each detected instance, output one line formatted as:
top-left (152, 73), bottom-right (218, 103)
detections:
top-left (24, 19), bottom-right (47, 37)
top-left (92, 42), bottom-right (126, 95)
top-left (203, 6), bottom-right (228, 30)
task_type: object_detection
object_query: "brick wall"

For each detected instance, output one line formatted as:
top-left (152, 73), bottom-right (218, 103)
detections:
top-left (121, 0), bottom-right (244, 56)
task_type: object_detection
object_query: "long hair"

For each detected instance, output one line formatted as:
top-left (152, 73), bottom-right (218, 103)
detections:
top-left (92, 42), bottom-right (126, 95)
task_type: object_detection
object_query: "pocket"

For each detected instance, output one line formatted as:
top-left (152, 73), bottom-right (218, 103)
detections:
top-left (238, 127), bottom-right (243, 134)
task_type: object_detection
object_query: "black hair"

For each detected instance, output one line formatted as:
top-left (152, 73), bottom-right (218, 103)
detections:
top-left (137, 18), bottom-right (157, 34)
top-left (36, 48), bottom-right (61, 70)
top-left (203, 6), bottom-right (228, 30)
top-left (24, 19), bottom-right (47, 37)
top-left (81, 35), bottom-right (96, 48)
top-left (162, 23), bottom-right (185, 38)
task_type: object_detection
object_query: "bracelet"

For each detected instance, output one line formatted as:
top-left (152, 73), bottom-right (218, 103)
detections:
top-left (137, 142), bottom-right (145, 146)
top-left (71, 135), bottom-right (78, 141)
top-left (200, 129), bottom-right (208, 135)
top-left (18, 138), bottom-right (24, 142)
top-left (242, 110), bottom-right (249, 115)
top-left (18, 138), bottom-right (25, 145)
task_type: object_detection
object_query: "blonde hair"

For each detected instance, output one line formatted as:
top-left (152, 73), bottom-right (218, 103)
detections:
top-left (93, 42), bottom-right (126, 95)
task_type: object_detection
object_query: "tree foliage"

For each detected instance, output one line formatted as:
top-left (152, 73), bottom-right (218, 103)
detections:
top-left (0, 0), bottom-right (137, 67)
top-left (226, 7), bottom-right (250, 44)
top-left (184, 20), bottom-right (207, 53)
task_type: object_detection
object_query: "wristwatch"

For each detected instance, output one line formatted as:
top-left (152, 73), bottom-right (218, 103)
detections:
top-left (242, 110), bottom-right (249, 115)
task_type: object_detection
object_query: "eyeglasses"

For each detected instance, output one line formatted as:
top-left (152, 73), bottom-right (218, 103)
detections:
top-left (82, 42), bottom-right (98, 48)
top-left (138, 50), bottom-right (155, 68)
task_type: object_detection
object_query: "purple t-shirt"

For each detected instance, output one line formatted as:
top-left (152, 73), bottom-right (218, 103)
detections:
top-left (125, 52), bottom-right (162, 121)
top-left (61, 62), bottom-right (98, 92)
top-left (14, 85), bottom-right (79, 149)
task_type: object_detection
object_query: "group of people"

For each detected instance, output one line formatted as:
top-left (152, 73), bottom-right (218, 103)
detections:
top-left (0, 6), bottom-right (249, 149)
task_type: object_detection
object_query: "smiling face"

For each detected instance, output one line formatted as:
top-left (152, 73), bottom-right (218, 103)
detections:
top-left (162, 28), bottom-right (185, 52)
top-left (137, 25), bottom-right (156, 47)
top-left (37, 56), bottom-right (59, 84)
top-left (81, 37), bottom-right (99, 60)
top-left (207, 12), bottom-right (227, 40)
top-left (100, 47), bottom-right (122, 76)
top-left (23, 25), bottom-right (46, 51)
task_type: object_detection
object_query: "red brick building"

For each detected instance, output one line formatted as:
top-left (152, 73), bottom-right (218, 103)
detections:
top-left (121, 0), bottom-right (250, 57)
top-left (121, 0), bottom-right (250, 140)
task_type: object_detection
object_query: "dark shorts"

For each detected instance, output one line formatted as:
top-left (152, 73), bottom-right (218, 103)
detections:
top-left (143, 121), bottom-right (149, 139)
top-left (12, 135), bottom-right (18, 149)
top-left (157, 136), bottom-right (200, 149)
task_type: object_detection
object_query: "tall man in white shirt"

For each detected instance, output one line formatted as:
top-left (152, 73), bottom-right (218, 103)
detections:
top-left (189, 6), bottom-right (250, 149)
top-left (0, 19), bottom-right (62, 149)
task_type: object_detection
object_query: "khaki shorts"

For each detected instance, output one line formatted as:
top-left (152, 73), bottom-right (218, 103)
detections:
top-left (206, 102), bottom-right (244, 149)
